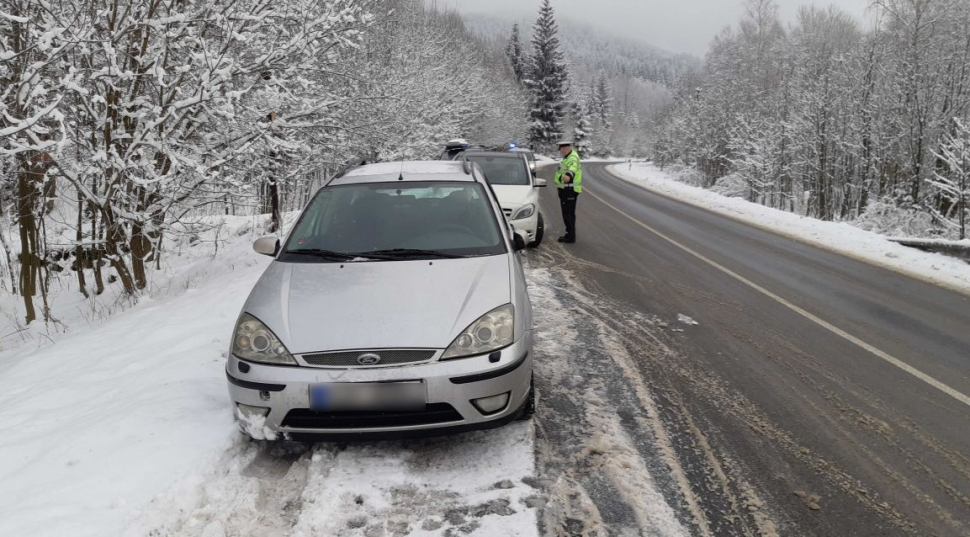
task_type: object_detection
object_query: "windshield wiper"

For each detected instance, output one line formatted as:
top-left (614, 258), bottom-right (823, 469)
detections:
top-left (360, 248), bottom-right (464, 259)
top-left (283, 248), bottom-right (377, 261)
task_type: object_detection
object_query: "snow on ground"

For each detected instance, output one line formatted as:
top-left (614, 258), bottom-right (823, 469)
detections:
top-left (0, 215), bottom-right (539, 537)
top-left (0, 213), bottom-right (274, 354)
top-left (580, 157), bottom-right (622, 163)
top-left (525, 266), bottom-right (692, 536)
top-left (607, 163), bottom-right (970, 296)
top-left (0, 216), bottom-right (273, 537)
top-left (676, 314), bottom-right (698, 326)
top-left (126, 425), bottom-right (537, 537)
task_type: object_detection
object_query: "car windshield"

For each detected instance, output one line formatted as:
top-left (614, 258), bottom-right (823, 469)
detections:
top-left (465, 156), bottom-right (530, 186)
top-left (280, 181), bottom-right (506, 262)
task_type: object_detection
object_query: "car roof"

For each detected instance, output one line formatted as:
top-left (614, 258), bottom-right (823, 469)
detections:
top-left (329, 161), bottom-right (483, 186)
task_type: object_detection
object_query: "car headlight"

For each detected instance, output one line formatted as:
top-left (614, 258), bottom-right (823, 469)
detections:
top-left (232, 313), bottom-right (297, 365)
top-left (441, 304), bottom-right (515, 360)
top-left (511, 204), bottom-right (535, 221)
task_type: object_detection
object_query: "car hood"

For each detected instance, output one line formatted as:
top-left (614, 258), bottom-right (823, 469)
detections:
top-left (493, 185), bottom-right (535, 209)
top-left (243, 256), bottom-right (512, 354)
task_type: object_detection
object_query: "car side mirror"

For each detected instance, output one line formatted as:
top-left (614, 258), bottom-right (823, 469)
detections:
top-left (535, 178), bottom-right (547, 188)
top-left (253, 236), bottom-right (279, 257)
top-left (513, 230), bottom-right (528, 252)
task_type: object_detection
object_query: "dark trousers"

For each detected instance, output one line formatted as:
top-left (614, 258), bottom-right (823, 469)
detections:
top-left (558, 188), bottom-right (579, 239)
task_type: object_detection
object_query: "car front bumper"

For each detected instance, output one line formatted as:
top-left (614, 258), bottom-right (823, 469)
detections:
top-left (508, 210), bottom-right (540, 242)
top-left (225, 332), bottom-right (533, 440)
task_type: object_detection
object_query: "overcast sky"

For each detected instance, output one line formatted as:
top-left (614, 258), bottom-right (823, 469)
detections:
top-left (433, 0), bottom-right (875, 56)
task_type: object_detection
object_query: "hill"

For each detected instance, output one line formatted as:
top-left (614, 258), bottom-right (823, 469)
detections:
top-left (463, 14), bottom-right (700, 87)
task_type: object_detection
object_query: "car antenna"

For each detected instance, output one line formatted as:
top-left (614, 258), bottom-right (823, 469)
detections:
top-left (398, 161), bottom-right (404, 181)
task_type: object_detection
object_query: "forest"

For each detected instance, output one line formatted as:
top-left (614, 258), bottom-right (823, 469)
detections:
top-left (470, 13), bottom-right (695, 159)
top-left (4, 0), bottom-right (969, 331)
top-left (1, 0), bottom-right (529, 325)
top-left (655, 0), bottom-right (970, 240)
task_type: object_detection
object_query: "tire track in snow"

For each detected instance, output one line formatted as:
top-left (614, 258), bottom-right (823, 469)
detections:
top-left (128, 425), bottom-right (538, 536)
top-left (289, 426), bottom-right (537, 536)
top-left (126, 441), bottom-right (317, 536)
top-left (523, 251), bottom-right (787, 537)
top-left (524, 264), bottom-right (691, 536)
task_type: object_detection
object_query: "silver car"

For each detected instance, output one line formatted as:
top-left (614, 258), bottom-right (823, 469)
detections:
top-left (226, 161), bottom-right (535, 440)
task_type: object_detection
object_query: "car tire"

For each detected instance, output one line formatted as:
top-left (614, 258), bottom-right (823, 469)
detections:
top-left (516, 375), bottom-right (536, 420)
top-left (528, 214), bottom-right (544, 248)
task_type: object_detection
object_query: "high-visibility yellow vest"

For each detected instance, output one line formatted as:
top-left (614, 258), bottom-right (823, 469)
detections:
top-left (554, 150), bottom-right (583, 193)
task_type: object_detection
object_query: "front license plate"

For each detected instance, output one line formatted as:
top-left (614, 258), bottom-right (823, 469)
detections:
top-left (310, 382), bottom-right (426, 411)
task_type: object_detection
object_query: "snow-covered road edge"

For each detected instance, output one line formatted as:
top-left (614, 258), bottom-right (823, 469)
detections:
top-left (606, 163), bottom-right (970, 297)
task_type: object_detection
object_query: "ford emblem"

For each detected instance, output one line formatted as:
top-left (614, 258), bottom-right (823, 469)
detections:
top-left (357, 353), bottom-right (382, 366)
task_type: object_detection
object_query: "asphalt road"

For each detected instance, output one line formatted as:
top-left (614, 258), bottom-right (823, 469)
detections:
top-left (529, 162), bottom-right (970, 536)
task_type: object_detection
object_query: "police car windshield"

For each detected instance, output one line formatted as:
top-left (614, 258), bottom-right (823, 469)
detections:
top-left (465, 155), bottom-right (530, 186)
top-left (280, 182), bottom-right (506, 262)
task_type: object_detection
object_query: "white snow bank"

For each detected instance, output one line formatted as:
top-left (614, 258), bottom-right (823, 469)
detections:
top-left (0, 213), bottom-right (282, 354)
top-left (581, 157), bottom-right (623, 163)
top-left (0, 217), bottom-right (272, 537)
top-left (607, 163), bottom-right (970, 296)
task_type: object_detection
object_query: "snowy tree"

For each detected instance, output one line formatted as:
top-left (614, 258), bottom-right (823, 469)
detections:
top-left (654, 0), bottom-right (970, 233)
top-left (1, 0), bottom-right (83, 322)
top-left (590, 75), bottom-right (613, 157)
top-left (505, 24), bottom-right (527, 84)
top-left (572, 95), bottom-right (594, 157)
top-left (593, 75), bottom-right (613, 128)
top-left (465, 15), bottom-right (700, 88)
top-left (931, 119), bottom-right (970, 239)
top-left (0, 0), bottom-right (529, 325)
top-left (786, 6), bottom-right (860, 218)
top-left (463, 14), bottom-right (680, 159)
top-left (0, 0), bottom-right (374, 321)
top-left (352, 1), bottom-right (526, 159)
top-left (526, 0), bottom-right (569, 151)
top-left (625, 112), bottom-right (650, 159)
top-left (729, 115), bottom-right (786, 205)
top-left (55, 0), bottom-right (372, 294)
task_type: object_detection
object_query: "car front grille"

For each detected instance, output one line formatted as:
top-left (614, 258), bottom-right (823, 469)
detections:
top-left (503, 208), bottom-right (513, 217)
top-left (301, 349), bottom-right (436, 368)
top-left (281, 404), bottom-right (463, 429)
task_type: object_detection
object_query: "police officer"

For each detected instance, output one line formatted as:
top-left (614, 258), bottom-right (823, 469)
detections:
top-left (554, 140), bottom-right (583, 243)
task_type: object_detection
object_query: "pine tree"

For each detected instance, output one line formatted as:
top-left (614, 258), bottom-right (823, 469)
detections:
top-left (572, 93), bottom-right (595, 157)
top-left (592, 75), bottom-right (613, 157)
top-left (595, 75), bottom-right (613, 128)
top-left (527, 0), bottom-right (569, 150)
top-left (505, 24), bottom-right (526, 84)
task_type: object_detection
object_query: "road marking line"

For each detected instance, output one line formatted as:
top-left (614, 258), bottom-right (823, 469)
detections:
top-left (598, 164), bottom-right (970, 299)
top-left (587, 189), bottom-right (970, 409)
